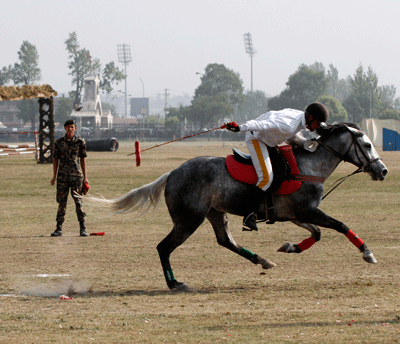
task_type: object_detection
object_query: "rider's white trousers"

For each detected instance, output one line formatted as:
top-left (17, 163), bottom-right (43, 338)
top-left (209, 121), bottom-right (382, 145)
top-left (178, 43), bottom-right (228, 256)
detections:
top-left (245, 133), bottom-right (274, 191)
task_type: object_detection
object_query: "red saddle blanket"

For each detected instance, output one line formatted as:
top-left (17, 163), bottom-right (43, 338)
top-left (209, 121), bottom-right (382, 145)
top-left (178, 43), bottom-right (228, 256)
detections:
top-left (226, 145), bottom-right (302, 195)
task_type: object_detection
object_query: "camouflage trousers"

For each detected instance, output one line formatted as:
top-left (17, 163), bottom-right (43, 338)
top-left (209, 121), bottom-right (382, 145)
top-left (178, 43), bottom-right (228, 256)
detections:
top-left (56, 177), bottom-right (86, 222)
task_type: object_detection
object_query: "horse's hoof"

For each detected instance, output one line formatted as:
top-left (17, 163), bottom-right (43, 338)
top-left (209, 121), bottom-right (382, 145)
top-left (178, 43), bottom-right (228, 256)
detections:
top-left (261, 259), bottom-right (276, 269)
top-left (363, 252), bottom-right (377, 264)
top-left (277, 242), bottom-right (294, 253)
top-left (172, 283), bottom-right (191, 292)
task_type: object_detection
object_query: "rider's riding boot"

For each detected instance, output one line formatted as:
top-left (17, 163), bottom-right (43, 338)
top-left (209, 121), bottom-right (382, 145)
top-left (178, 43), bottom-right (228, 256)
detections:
top-left (79, 220), bottom-right (88, 237)
top-left (51, 221), bottom-right (63, 237)
top-left (243, 212), bottom-right (258, 231)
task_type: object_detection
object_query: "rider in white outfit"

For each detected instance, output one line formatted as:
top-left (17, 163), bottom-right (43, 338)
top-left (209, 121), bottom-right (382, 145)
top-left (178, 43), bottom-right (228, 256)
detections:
top-left (225, 102), bottom-right (329, 230)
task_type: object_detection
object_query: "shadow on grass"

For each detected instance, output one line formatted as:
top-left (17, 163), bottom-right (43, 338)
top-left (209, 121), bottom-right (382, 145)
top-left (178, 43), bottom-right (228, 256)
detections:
top-left (84, 285), bottom-right (263, 297)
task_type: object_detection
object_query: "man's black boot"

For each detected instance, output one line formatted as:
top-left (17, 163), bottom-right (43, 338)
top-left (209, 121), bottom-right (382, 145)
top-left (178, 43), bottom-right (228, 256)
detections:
top-left (79, 220), bottom-right (88, 237)
top-left (243, 212), bottom-right (258, 231)
top-left (51, 221), bottom-right (63, 237)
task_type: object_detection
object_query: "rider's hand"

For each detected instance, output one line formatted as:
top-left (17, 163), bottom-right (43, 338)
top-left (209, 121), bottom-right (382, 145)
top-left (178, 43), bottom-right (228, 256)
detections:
top-left (304, 139), bottom-right (318, 152)
top-left (225, 121), bottom-right (240, 132)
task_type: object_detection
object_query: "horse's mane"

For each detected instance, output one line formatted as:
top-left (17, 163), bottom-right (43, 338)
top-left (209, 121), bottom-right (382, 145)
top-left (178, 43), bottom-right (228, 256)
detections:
top-left (316, 122), bottom-right (362, 138)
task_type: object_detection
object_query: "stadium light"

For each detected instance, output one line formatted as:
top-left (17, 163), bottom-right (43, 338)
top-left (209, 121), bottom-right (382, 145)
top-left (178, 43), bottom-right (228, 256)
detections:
top-left (243, 33), bottom-right (257, 92)
top-left (117, 44), bottom-right (132, 118)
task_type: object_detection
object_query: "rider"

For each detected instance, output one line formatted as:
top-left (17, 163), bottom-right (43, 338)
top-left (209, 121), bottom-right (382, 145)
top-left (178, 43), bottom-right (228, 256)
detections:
top-left (225, 102), bottom-right (329, 231)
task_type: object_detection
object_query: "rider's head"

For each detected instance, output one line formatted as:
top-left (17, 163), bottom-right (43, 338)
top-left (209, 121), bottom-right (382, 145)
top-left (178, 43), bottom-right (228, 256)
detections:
top-left (305, 103), bottom-right (329, 130)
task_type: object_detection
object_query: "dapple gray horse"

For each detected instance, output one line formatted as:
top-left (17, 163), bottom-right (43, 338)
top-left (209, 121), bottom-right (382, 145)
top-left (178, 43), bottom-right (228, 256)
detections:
top-left (85, 123), bottom-right (388, 291)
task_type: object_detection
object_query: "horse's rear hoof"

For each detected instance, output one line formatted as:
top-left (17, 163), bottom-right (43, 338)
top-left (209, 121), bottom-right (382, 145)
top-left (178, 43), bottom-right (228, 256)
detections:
top-left (363, 252), bottom-right (377, 264)
top-left (277, 242), bottom-right (295, 253)
top-left (172, 282), bottom-right (191, 292)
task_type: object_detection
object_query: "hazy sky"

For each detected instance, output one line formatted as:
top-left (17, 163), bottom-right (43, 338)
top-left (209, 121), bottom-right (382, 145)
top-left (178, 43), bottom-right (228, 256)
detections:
top-left (2, 0), bottom-right (400, 101)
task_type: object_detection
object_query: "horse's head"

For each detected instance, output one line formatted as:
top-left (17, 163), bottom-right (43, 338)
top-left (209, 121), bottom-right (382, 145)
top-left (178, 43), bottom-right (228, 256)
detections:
top-left (317, 123), bottom-right (388, 181)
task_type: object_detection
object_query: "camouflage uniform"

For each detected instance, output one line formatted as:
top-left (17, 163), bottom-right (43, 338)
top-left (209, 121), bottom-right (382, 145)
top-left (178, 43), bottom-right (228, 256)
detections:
top-left (54, 134), bottom-right (87, 223)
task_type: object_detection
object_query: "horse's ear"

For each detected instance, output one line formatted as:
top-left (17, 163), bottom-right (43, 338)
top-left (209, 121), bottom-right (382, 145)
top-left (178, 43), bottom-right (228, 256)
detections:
top-left (345, 124), bottom-right (364, 137)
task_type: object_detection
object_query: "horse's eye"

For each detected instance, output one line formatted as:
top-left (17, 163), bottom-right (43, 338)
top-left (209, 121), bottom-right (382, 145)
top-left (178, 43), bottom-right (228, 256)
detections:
top-left (364, 143), bottom-right (372, 149)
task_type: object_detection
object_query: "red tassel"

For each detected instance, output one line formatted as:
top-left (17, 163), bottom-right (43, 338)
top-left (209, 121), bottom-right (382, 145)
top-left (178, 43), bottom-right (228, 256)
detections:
top-left (135, 140), bottom-right (141, 167)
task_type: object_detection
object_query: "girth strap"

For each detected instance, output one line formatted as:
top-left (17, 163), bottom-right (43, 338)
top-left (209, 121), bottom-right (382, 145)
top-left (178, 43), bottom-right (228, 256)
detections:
top-left (288, 174), bottom-right (325, 184)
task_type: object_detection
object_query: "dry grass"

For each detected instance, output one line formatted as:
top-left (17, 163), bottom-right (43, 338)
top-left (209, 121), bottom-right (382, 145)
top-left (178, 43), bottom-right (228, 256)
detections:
top-left (0, 140), bottom-right (399, 343)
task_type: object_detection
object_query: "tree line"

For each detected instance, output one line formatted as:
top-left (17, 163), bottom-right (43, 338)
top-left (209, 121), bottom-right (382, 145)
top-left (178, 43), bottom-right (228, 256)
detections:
top-left (167, 61), bottom-right (400, 131)
top-left (2, 35), bottom-right (400, 130)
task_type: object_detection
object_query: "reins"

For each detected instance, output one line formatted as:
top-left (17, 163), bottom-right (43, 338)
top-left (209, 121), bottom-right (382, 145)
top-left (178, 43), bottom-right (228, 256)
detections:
top-left (321, 167), bottom-right (362, 200)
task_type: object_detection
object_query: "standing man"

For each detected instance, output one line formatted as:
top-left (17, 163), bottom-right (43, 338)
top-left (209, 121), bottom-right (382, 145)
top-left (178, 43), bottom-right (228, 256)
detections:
top-left (225, 102), bottom-right (329, 230)
top-left (50, 119), bottom-right (89, 237)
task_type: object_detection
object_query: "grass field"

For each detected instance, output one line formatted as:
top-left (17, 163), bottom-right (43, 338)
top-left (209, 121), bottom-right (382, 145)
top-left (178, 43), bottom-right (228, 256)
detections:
top-left (0, 140), bottom-right (399, 343)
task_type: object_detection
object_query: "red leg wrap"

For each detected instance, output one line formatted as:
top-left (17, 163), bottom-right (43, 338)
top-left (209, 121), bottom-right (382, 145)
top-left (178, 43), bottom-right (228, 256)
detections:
top-left (297, 237), bottom-right (316, 252)
top-left (346, 230), bottom-right (364, 248)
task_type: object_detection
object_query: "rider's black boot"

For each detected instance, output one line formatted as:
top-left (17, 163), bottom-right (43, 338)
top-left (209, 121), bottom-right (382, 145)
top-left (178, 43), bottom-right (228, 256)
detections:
top-left (243, 212), bottom-right (258, 231)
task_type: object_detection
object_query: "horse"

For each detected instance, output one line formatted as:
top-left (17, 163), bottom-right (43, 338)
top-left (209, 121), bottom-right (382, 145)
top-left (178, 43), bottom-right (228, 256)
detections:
top-left (84, 123), bottom-right (388, 291)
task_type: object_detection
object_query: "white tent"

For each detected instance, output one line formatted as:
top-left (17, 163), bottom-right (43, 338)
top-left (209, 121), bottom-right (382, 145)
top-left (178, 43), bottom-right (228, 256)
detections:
top-left (360, 119), bottom-right (400, 147)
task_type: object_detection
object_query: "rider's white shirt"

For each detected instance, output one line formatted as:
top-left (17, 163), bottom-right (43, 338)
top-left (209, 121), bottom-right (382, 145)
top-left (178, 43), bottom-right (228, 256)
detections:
top-left (239, 108), bottom-right (306, 147)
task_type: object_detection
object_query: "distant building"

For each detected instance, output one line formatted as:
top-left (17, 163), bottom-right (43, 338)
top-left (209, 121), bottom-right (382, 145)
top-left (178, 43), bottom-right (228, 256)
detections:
top-left (130, 98), bottom-right (149, 118)
top-left (71, 73), bottom-right (113, 133)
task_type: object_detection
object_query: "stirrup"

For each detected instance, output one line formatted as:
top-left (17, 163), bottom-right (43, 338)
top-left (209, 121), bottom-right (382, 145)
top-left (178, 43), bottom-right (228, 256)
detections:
top-left (243, 213), bottom-right (258, 231)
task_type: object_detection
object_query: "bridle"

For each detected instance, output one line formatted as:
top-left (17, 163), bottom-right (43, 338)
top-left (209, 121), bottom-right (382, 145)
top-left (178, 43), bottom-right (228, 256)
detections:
top-left (317, 125), bottom-right (381, 173)
top-left (316, 125), bottom-right (381, 200)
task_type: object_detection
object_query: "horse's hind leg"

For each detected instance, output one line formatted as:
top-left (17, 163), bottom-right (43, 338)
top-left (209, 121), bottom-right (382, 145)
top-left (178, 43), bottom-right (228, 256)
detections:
top-left (207, 208), bottom-right (276, 269)
top-left (278, 221), bottom-right (321, 253)
top-left (157, 216), bottom-right (204, 292)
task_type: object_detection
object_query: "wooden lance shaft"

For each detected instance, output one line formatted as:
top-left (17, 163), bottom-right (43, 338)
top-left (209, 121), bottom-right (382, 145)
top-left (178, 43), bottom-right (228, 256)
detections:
top-left (128, 124), bottom-right (227, 166)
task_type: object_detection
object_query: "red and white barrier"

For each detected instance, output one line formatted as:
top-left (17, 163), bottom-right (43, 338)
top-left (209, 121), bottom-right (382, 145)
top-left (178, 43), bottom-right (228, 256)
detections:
top-left (0, 131), bottom-right (39, 159)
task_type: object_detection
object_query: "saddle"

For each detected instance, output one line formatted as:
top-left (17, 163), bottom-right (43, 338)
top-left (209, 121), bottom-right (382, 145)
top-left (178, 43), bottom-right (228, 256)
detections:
top-left (226, 145), bottom-right (325, 224)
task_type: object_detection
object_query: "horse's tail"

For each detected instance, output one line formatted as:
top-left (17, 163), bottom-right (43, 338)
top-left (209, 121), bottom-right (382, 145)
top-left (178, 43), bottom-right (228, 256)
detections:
top-left (84, 172), bottom-right (171, 215)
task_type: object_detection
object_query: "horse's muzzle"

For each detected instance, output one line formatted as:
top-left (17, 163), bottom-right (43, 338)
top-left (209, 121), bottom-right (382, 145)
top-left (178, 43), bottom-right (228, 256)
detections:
top-left (368, 160), bottom-right (388, 181)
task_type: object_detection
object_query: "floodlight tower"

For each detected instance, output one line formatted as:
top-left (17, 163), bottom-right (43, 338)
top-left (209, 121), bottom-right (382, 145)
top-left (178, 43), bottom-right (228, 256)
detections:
top-left (243, 33), bottom-right (257, 92)
top-left (117, 44), bottom-right (132, 118)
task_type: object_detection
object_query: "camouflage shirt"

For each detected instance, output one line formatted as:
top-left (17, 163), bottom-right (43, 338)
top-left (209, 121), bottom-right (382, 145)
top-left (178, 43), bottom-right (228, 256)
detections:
top-left (54, 134), bottom-right (87, 179)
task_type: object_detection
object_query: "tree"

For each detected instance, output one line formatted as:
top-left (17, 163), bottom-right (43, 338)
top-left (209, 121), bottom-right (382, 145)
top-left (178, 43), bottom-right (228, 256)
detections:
top-left (65, 32), bottom-right (100, 107)
top-left (65, 32), bottom-right (125, 107)
top-left (55, 95), bottom-right (74, 124)
top-left (10, 41), bottom-right (41, 130)
top-left (236, 90), bottom-right (269, 122)
top-left (188, 93), bottom-right (234, 128)
top-left (165, 116), bottom-right (180, 136)
top-left (192, 63), bottom-right (244, 126)
top-left (11, 41), bottom-right (41, 85)
top-left (343, 64), bottom-right (379, 123)
top-left (268, 62), bottom-right (327, 111)
top-left (0, 66), bottom-right (12, 86)
top-left (316, 95), bottom-right (348, 123)
top-left (195, 63), bottom-right (245, 107)
top-left (100, 62), bottom-right (125, 94)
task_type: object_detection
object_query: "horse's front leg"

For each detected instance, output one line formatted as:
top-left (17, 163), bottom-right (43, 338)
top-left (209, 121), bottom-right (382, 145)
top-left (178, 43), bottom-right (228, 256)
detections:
top-left (207, 208), bottom-right (276, 269)
top-left (295, 207), bottom-right (377, 264)
top-left (277, 221), bottom-right (321, 253)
